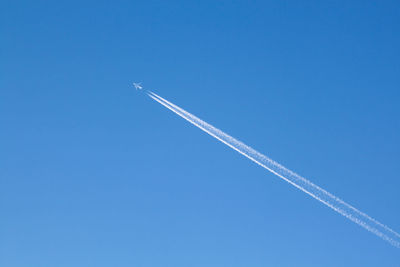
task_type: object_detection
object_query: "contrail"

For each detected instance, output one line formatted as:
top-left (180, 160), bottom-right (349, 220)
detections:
top-left (147, 91), bottom-right (400, 248)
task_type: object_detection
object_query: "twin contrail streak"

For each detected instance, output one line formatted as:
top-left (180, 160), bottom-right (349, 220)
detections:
top-left (147, 91), bottom-right (400, 248)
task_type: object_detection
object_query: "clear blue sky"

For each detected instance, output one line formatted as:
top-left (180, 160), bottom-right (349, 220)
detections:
top-left (1, 1), bottom-right (400, 266)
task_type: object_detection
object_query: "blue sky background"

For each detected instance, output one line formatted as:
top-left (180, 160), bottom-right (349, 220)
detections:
top-left (1, 0), bottom-right (400, 266)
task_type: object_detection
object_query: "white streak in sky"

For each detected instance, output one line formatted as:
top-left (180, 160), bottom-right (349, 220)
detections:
top-left (147, 91), bottom-right (400, 248)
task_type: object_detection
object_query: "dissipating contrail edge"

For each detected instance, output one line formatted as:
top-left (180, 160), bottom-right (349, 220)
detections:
top-left (146, 90), bottom-right (400, 248)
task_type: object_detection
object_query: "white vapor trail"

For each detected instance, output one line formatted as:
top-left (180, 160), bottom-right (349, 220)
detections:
top-left (147, 91), bottom-right (400, 248)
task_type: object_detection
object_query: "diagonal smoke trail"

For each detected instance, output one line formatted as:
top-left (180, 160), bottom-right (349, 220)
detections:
top-left (149, 92), bottom-right (400, 238)
top-left (147, 91), bottom-right (400, 248)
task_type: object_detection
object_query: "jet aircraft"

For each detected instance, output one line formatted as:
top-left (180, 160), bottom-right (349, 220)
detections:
top-left (133, 82), bottom-right (143, 90)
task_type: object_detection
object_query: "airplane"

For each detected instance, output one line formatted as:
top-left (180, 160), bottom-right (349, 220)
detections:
top-left (133, 82), bottom-right (143, 90)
